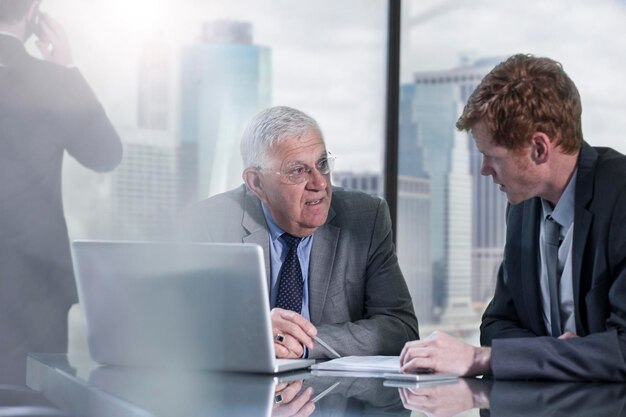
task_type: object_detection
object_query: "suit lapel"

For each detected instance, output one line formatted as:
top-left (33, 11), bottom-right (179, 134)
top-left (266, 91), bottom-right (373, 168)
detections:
top-left (238, 187), bottom-right (341, 322)
top-left (309, 206), bottom-right (339, 324)
top-left (520, 198), bottom-right (546, 334)
top-left (572, 143), bottom-right (597, 334)
top-left (241, 189), bottom-right (271, 290)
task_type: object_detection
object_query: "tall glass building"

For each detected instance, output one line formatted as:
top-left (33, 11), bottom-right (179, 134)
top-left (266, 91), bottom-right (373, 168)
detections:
top-left (180, 20), bottom-right (271, 199)
top-left (400, 57), bottom-right (507, 322)
top-left (401, 70), bottom-right (461, 319)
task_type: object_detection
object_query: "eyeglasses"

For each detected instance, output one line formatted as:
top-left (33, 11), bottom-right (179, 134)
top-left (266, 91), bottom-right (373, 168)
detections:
top-left (261, 152), bottom-right (336, 185)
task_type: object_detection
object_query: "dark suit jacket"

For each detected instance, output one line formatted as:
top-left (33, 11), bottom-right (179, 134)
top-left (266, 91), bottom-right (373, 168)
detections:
top-left (0, 34), bottom-right (122, 383)
top-left (179, 185), bottom-right (419, 358)
top-left (480, 142), bottom-right (626, 381)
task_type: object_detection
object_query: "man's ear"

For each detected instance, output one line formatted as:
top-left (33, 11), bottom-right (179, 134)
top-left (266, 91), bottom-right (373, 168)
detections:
top-left (243, 168), bottom-right (267, 203)
top-left (530, 132), bottom-right (552, 164)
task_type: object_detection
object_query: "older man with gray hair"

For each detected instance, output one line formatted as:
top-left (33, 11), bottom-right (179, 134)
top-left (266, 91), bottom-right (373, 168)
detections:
top-left (180, 106), bottom-right (419, 359)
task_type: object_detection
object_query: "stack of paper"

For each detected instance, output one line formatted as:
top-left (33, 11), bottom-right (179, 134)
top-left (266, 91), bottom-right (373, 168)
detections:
top-left (310, 356), bottom-right (458, 382)
top-left (311, 356), bottom-right (400, 373)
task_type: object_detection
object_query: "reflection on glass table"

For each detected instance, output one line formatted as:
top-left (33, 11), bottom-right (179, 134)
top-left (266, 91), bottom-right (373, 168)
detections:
top-left (399, 378), bottom-right (490, 417)
top-left (486, 380), bottom-right (626, 417)
top-left (29, 353), bottom-right (626, 417)
top-left (398, 376), bottom-right (626, 417)
top-left (26, 353), bottom-right (409, 417)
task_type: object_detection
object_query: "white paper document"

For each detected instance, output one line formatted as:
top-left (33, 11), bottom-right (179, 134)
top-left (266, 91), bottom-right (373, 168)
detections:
top-left (310, 356), bottom-right (458, 382)
top-left (310, 356), bottom-right (400, 373)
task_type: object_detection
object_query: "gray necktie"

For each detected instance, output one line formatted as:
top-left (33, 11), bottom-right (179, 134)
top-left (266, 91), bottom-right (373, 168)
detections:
top-left (545, 215), bottom-right (562, 337)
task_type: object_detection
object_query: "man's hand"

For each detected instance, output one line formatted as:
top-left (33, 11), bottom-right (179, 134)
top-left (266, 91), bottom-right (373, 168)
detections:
top-left (271, 308), bottom-right (317, 358)
top-left (558, 331), bottom-right (577, 340)
top-left (400, 331), bottom-right (491, 377)
top-left (35, 13), bottom-right (73, 67)
top-left (272, 380), bottom-right (315, 417)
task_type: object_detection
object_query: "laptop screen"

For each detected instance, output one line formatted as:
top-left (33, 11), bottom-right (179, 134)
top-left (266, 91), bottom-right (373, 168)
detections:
top-left (72, 240), bottom-right (280, 372)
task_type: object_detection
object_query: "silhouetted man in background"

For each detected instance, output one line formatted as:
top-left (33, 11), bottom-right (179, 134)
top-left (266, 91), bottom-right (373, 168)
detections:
top-left (0, 0), bottom-right (122, 384)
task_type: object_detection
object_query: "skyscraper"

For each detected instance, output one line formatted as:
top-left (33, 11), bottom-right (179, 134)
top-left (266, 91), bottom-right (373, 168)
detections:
top-left (102, 128), bottom-right (180, 241)
top-left (180, 20), bottom-right (271, 200)
top-left (137, 41), bottom-right (172, 131)
top-left (401, 57), bottom-right (506, 321)
top-left (397, 175), bottom-right (432, 323)
top-left (469, 115), bottom-right (507, 306)
top-left (442, 119), bottom-right (473, 322)
top-left (332, 172), bottom-right (382, 196)
top-left (65, 41), bottom-right (178, 242)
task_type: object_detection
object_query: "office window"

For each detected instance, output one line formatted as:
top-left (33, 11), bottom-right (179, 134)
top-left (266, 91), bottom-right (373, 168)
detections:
top-left (50, 0), bottom-right (388, 241)
top-left (398, 0), bottom-right (626, 338)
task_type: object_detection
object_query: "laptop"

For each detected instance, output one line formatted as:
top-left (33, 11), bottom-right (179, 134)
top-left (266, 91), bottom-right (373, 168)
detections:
top-left (71, 240), bottom-right (314, 373)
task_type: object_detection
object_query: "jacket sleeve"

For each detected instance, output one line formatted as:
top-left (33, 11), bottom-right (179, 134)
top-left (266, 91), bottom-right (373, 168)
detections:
top-left (309, 198), bottom-right (420, 358)
top-left (480, 262), bottom-right (540, 344)
top-left (481, 203), bottom-right (539, 344)
top-left (61, 68), bottom-right (122, 172)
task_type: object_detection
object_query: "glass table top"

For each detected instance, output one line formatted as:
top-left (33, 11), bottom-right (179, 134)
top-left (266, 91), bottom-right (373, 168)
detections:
top-left (26, 353), bottom-right (626, 417)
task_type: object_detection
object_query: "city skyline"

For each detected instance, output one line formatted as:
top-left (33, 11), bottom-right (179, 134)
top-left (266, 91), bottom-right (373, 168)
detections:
top-left (50, 0), bottom-right (388, 172)
top-left (43, 0), bottom-right (626, 175)
top-left (180, 20), bottom-right (271, 198)
top-left (53, 1), bottom-right (626, 329)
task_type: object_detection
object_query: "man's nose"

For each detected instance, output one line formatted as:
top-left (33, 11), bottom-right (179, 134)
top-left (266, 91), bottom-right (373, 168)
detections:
top-left (306, 167), bottom-right (328, 190)
top-left (480, 160), bottom-right (492, 177)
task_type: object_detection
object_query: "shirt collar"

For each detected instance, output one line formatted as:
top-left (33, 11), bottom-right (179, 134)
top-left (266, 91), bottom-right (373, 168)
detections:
top-left (261, 203), bottom-right (287, 242)
top-left (261, 203), bottom-right (317, 242)
top-left (541, 169), bottom-right (577, 228)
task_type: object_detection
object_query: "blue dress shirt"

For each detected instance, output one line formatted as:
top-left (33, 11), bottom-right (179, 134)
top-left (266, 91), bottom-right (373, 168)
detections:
top-left (261, 204), bottom-right (314, 321)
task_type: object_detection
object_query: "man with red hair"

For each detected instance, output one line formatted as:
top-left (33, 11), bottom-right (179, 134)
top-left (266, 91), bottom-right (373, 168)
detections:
top-left (401, 54), bottom-right (626, 382)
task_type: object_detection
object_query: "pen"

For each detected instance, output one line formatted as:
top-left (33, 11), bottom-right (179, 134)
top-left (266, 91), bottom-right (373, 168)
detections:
top-left (313, 336), bottom-right (341, 358)
top-left (311, 381), bottom-right (341, 403)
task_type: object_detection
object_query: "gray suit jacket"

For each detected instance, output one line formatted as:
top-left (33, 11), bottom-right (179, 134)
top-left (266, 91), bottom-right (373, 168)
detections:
top-left (481, 142), bottom-right (626, 381)
top-left (179, 185), bottom-right (419, 358)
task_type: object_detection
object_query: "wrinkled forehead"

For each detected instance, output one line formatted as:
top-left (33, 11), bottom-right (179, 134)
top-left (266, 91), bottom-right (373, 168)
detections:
top-left (268, 131), bottom-right (327, 165)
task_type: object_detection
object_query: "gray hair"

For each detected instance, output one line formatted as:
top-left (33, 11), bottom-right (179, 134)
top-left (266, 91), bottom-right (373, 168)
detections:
top-left (240, 106), bottom-right (324, 168)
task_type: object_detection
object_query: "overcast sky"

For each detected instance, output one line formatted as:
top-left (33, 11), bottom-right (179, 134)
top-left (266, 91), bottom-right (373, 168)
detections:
top-left (40, 0), bottom-right (387, 172)
top-left (41, 0), bottom-right (626, 174)
top-left (403, 0), bottom-right (626, 155)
